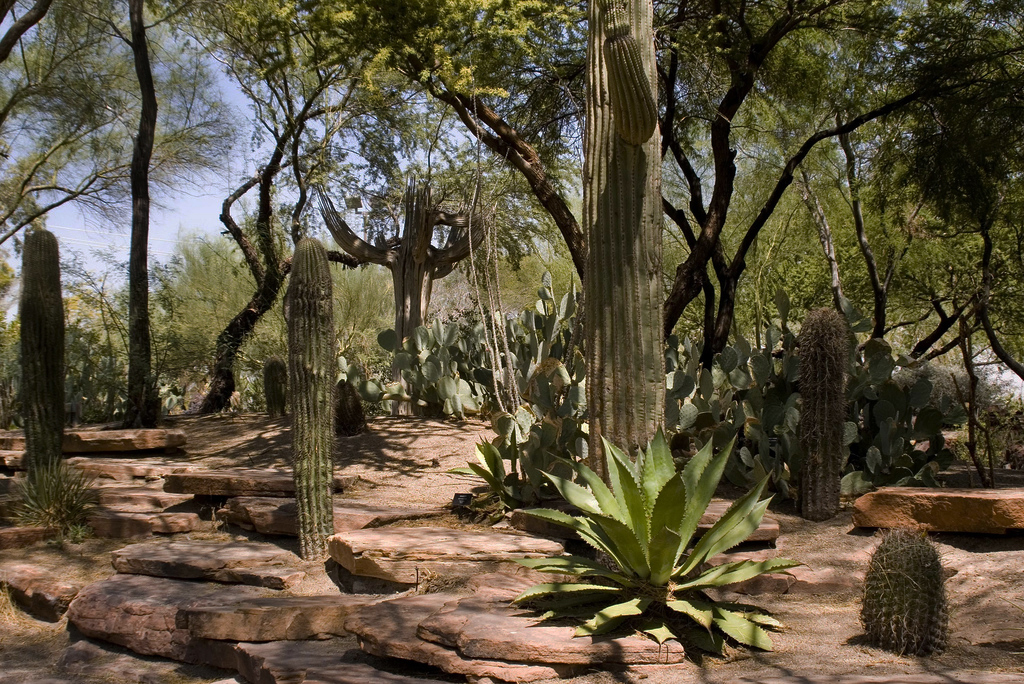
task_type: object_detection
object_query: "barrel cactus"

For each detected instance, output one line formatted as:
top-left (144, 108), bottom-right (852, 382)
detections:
top-left (334, 379), bottom-right (366, 436)
top-left (263, 356), bottom-right (287, 418)
top-left (285, 238), bottom-right (336, 561)
top-left (861, 528), bottom-right (949, 656)
top-left (798, 307), bottom-right (849, 521)
top-left (20, 228), bottom-right (65, 473)
top-left (583, 0), bottom-right (663, 480)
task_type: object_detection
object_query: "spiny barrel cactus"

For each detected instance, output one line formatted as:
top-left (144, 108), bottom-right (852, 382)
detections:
top-left (285, 238), bottom-right (336, 561)
top-left (861, 528), bottom-right (949, 656)
top-left (584, 0), bottom-right (664, 481)
top-left (20, 228), bottom-right (64, 473)
top-left (798, 307), bottom-right (849, 521)
top-left (263, 356), bottom-right (287, 418)
top-left (334, 379), bottom-right (366, 436)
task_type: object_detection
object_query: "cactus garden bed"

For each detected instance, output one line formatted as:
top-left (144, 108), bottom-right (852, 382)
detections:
top-left (1, 413), bottom-right (1023, 684)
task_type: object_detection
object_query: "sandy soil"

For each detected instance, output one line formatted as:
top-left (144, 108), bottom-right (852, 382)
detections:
top-left (1, 414), bottom-right (1022, 683)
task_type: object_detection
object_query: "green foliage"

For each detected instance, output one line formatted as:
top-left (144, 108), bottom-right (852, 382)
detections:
top-left (514, 433), bottom-right (798, 653)
top-left (15, 460), bottom-right (98, 537)
top-left (861, 528), bottom-right (948, 656)
top-left (798, 308), bottom-right (850, 521)
top-left (263, 356), bottom-right (287, 418)
top-left (20, 229), bottom-right (64, 472)
top-left (286, 238), bottom-right (336, 561)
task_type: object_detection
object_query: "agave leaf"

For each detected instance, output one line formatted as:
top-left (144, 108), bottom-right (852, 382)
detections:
top-left (647, 525), bottom-right (683, 586)
top-left (513, 582), bottom-right (623, 604)
top-left (575, 597), bottom-right (651, 637)
top-left (685, 626), bottom-right (725, 655)
top-left (603, 439), bottom-right (648, 545)
top-left (638, 618), bottom-right (678, 645)
top-left (540, 471), bottom-right (602, 515)
top-left (678, 437), bottom-right (735, 548)
top-left (585, 513), bottom-right (651, 580)
top-left (677, 475), bottom-right (768, 575)
top-left (475, 442), bottom-right (506, 479)
top-left (571, 460), bottom-right (626, 522)
top-left (640, 430), bottom-right (676, 515)
top-left (666, 597), bottom-right (715, 629)
top-left (675, 557), bottom-right (801, 590)
top-left (711, 606), bottom-right (774, 650)
top-left (517, 555), bottom-right (637, 586)
top-left (466, 463), bottom-right (506, 495)
top-left (647, 472), bottom-right (686, 551)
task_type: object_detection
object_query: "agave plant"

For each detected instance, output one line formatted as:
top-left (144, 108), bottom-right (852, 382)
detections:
top-left (513, 432), bottom-right (799, 653)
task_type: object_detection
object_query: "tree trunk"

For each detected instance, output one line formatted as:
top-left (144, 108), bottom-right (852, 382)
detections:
top-left (584, 0), bottom-right (664, 479)
top-left (123, 0), bottom-right (158, 428)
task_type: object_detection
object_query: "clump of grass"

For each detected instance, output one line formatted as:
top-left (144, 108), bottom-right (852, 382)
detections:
top-left (15, 460), bottom-right (97, 538)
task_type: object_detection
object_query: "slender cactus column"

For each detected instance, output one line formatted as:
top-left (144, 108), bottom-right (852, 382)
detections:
top-left (285, 238), bottom-right (336, 560)
top-left (584, 0), bottom-right (664, 479)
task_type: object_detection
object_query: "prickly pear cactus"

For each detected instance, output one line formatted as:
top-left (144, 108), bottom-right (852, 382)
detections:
top-left (285, 238), bottom-right (336, 561)
top-left (334, 379), bottom-right (366, 436)
top-left (798, 307), bottom-right (849, 521)
top-left (263, 356), bottom-right (287, 418)
top-left (20, 228), bottom-right (65, 473)
top-left (584, 0), bottom-right (663, 480)
top-left (861, 528), bottom-right (949, 656)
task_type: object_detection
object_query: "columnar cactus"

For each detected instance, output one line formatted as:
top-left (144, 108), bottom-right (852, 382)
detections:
top-left (798, 307), bottom-right (849, 521)
top-left (584, 0), bottom-right (664, 480)
top-left (861, 528), bottom-right (949, 656)
top-left (285, 238), bottom-right (336, 561)
top-left (20, 228), bottom-right (65, 472)
top-left (334, 379), bottom-right (366, 436)
top-left (263, 356), bottom-right (287, 418)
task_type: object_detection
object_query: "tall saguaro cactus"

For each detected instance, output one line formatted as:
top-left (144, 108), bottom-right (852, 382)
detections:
top-left (798, 307), bottom-right (849, 521)
top-left (316, 181), bottom-right (483, 415)
top-left (285, 238), bottom-right (336, 560)
top-left (584, 0), bottom-right (664, 480)
top-left (20, 228), bottom-right (65, 473)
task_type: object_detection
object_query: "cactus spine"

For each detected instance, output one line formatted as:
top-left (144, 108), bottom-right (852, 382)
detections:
top-left (798, 307), bottom-right (849, 521)
top-left (584, 0), bottom-right (663, 480)
top-left (263, 356), bottom-right (287, 418)
top-left (861, 528), bottom-right (949, 656)
top-left (334, 379), bottom-right (366, 436)
top-left (20, 228), bottom-right (65, 473)
top-left (285, 238), bottom-right (336, 560)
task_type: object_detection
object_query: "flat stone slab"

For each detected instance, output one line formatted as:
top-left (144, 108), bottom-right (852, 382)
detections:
top-left (328, 527), bottom-right (565, 585)
top-left (853, 487), bottom-right (1024, 533)
top-left (193, 638), bottom-right (453, 684)
top-left (0, 563), bottom-right (82, 621)
top-left (68, 457), bottom-right (195, 481)
top-left (0, 429), bottom-right (185, 453)
top-left (733, 676), bottom-right (1024, 684)
top-left (111, 540), bottom-right (304, 589)
top-left (346, 593), bottom-right (579, 682)
top-left (714, 548), bottom-right (869, 595)
top-left (164, 469), bottom-right (354, 497)
top-left (0, 525), bottom-right (54, 549)
top-left (0, 450), bottom-right (23, 469)
top-left (184, 594), bottom-right (383, 641)
top-left (66, 574), bottom-right (261, 661)
top-left (510, 499), bottom-right (779, 544)
top-left (88, 509), bottom-right (202, 538)
top-left (94, 485), bottom-right (194, 510)
top-left (217, 496), bottom-right (438, 536)
top-left (417, 593), bottom-right (688, 666)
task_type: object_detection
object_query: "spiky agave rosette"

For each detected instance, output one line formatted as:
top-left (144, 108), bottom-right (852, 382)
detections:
top-left (513, 432), bottom-right (800, 653)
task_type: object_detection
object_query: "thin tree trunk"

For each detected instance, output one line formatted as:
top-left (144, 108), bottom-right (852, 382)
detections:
top-left (124, 0), bottom-right (158, 428)
top-left (799, 168), bottom-right (845, 312)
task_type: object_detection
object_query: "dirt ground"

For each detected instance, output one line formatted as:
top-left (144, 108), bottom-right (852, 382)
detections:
top-left (1, 414), bottom-right (1023, 683)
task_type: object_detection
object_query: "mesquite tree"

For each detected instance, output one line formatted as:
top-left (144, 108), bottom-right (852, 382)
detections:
top-left (317, 181), bottom-right (483, 415)
top-left (286, 238), bottom-right (336, 561)
top-left (20, 228), bottom-right (64, 472)
top-left (798, 307), bottom-right (849, 521)
top-left (583, 0), bottom-right (664, 480)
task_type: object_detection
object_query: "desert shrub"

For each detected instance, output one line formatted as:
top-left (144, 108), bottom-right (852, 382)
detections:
top-left (15, 460), bottom-right (98, 536)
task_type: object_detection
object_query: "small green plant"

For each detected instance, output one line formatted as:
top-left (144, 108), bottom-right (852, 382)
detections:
top-left (513, 432), bottom-right (799, 654)
top-left (15, 460), bottom-right (97, 536)
top-left (861, 528), bottom-right (948, 656)
top-left (263, 356), bottom-right (287, 418)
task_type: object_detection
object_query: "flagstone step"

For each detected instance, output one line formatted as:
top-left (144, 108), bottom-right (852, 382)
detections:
top-left (0, 562), bottom-right (82, 621)
top-left (0, 450), bottom-right (23, 469)
top-left (0, 428), bottom-right (186, 453)
top-left (217, 496), bottom-right (438, 536)
top-left (164, 469), bottom-right (357, 497)
top-left (93, 485), bottom-right (194, 510)
top-left (0, 525), bottom-right (55, 549)
top-left (184, 594), bottom-right (384, 642)
top-left (111, 540), bottom-right (305, 589)
top-left (68, 457), bottom-right (195, 481)
top-left (66, 574), bottom-right (263, 662)
top-left (327, 527), bottom-right (565, 586)
top-left (853, 486), bottom-right (1024, 533)
top-left (88, 509), bottom-right (203, 538)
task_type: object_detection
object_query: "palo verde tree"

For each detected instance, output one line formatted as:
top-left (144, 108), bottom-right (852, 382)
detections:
top-left (316, 180), bottom-right (483, 415)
